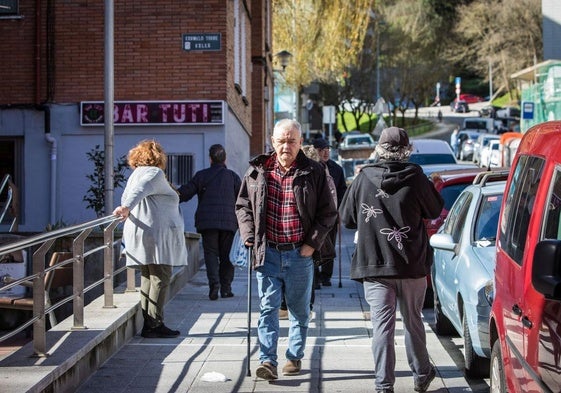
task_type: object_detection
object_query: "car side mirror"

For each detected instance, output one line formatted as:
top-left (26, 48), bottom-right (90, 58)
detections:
top-left (430, 233), bottom-right (456, 252)
top-left (532, 239), bottom-right (561, 300)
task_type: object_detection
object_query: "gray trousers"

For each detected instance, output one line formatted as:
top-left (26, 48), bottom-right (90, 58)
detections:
top-left (139, 264), bottom-right (172, 329)
top-left (363, 277), bottom-right (432, 391)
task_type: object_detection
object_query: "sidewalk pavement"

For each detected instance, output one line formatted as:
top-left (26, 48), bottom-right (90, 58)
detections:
top-left (76, 226), bottom-right (474, 393)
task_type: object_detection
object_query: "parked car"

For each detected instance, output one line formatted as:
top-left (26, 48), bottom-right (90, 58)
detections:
top-left (420, 165), bottom-right (483, 308)
top-left (459, 93), bottom-right (484, 104)
top-left (478, 105), bottom-right (500, 118)
top-left (420, 163), bottom-right (478, 178)
top-left (472, 134), bottom-right (500, 165)
top-left (425, 167), bottom-right (490, 238)
top-left (430, 170), bottom-right (509, 377)
top-left (339, 132), bottom-right (376, 149)
top-left (479, 140), bottom-right (501, 168)
top-left (489, 121), bottom-right (561, 393)
top-left (450, 100), bottom-right (470, 113)
top-left (341, 157), bottom-right (376, 185)
top-left (409, 139), bottom-right (457, 165)
top-left (456, 130), bottom-right (482, 161)
top-left (495, 106), bottom-right (520, 119)
top-left (462, 117), bottom-right (500, 134)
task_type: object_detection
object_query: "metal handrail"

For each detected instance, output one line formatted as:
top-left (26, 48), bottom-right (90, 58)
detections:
top-left (0, 214), bottom-right (128, 357)
top-left (0, 174), bottom-right (18, 232)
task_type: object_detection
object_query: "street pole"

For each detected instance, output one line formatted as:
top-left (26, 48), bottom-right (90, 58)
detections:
top-left (376, 30), bottom-right (380, 99)
top-left (104, 0), bottom-right (115, 216)
top-left (489, 60), bottom-right (493, 101)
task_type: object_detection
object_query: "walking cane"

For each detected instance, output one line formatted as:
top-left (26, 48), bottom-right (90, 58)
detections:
top-left (246, 246), bottom-right (253, 377)
top-left (338, 217), bottom-right (343, 288)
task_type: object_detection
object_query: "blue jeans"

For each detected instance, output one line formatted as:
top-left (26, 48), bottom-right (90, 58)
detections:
top-left (255, 246), bottom-right (314, 367)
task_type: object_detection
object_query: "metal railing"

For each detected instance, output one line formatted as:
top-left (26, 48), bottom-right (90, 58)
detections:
top-left (0, 214), bottom-right (131, 357)
top-left (0, 174), bottom-right (18, 232)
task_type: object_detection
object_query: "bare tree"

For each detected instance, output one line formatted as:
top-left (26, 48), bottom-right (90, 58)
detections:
top-left (450, 0), bottom-right (542, 102)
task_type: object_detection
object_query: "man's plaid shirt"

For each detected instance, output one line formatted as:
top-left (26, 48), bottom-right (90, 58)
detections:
top-left (265, 156), bottom-right (304, 244)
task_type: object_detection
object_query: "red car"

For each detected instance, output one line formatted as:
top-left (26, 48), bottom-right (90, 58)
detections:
top-left (459, 93), bottom-right (484, 104)
top-left (489, 121), bottom-right (561, 393)
top-left (425, 167), bottom-right (490, 238)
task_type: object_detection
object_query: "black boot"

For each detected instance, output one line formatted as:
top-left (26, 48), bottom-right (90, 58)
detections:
top-left (209, 285), bottom-right (219, 300)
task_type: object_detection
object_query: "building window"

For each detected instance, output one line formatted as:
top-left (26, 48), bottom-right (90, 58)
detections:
top-left (0, 137), bottom-right (24, 226)
top-left (233, 0), bottom-right (248, 96)
top-left (0, 1), bottom-right (19, 17)
top-left (166, 154), bottom-right (193, 186)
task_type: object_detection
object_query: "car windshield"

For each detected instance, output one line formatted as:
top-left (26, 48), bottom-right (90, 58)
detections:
top-left (347, 136), bottom-right (373, 146)
top-left (440, 183), bottom-right (471, 210)
top-left (474, 193), bottom-right (504, 244)
top-left (409, 154), bottom-right (456, 165)
top-left (464, 121), bottom-right (487, 130)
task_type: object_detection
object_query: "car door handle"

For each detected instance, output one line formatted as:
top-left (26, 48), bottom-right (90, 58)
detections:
top-left (512, 304), bottom-right (522, 316)
top-left (522, 316), bottom-right (533, 329)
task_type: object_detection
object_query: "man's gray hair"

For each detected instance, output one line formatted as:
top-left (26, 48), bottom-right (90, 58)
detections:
top-left (274, 119), bottom-right (302, 136)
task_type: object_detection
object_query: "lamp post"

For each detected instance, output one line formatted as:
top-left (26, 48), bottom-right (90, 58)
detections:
top-left (275, 50), bottom-right (293, 72)
top-left (272, 50), bottom-right (294, 127)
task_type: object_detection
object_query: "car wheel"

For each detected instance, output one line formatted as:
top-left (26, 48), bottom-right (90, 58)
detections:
top-left (434, 291), bottom-right (456, 335)
top-left (490, 340), bottom-right (507, 393)
top-left (463, 308), bottom-right (490, 378)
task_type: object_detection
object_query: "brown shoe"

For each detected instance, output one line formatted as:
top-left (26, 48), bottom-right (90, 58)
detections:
top-left (255, 362), bottom-right (278, 380)
top-left (279, 309), bottom-right (288, 319)
top-left (282, 359), bottom-right (302, 376)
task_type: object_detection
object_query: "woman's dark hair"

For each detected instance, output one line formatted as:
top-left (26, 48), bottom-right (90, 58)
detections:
top-left (209, 144), bottom-right (226, 164)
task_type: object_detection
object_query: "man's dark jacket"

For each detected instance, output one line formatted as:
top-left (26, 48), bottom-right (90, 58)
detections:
top-left (339, 161), bottom-right (443, 281)
top-left (178, 163), bottom-right (241, 232)
top-left (235, 150), bottom-right (338, 269)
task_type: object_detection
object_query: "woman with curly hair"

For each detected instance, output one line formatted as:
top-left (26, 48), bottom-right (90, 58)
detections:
top-left (113, 140), bottom-right (187, 338)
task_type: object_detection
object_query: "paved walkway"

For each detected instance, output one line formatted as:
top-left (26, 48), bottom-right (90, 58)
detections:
top-left (76, 226), bottom-right (474, 393)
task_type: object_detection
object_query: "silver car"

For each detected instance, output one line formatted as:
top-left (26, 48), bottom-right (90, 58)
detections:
top-left (429, 171), bottom-right (508, 378)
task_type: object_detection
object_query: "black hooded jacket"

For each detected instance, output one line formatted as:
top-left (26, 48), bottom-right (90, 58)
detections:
top-left (339, 161), bottom-right (443, 281)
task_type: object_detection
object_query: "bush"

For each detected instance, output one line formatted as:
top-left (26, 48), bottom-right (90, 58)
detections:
top-left (83, 145), bottom-right (128, 217)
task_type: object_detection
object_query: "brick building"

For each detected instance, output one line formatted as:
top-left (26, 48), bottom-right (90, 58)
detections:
top-left (0, 0), bottom-right (274, 232)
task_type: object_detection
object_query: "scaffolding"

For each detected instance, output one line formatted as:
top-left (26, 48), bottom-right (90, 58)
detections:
top-left (512, 60), bottom-right (561, 132)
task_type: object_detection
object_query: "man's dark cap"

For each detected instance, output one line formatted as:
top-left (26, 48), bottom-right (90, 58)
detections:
top-left (312, 138), bottom-right (329, 149)
top-left (378, 127), bottom-right (410, 147)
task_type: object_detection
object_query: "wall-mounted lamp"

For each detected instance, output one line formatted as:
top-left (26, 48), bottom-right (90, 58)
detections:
top-left (275, 50), bottom-right (293, 72)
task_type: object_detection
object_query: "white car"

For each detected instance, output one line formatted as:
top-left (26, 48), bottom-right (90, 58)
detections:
top-left (479, 140), bottom-right (501, 168)
top-left (339, 133), bottom-right (376, 149)
top-left (409, 139), bottom-right (457, 166)
top-left (472, 134), bottom-right (500, 165)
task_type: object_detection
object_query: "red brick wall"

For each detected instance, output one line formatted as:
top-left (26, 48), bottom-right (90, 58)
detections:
top-left (0, 0), bottom-right (260, 132)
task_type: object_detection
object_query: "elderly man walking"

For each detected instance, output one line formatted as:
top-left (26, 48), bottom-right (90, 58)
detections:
top-left (236, 119), bottom-right (337, 380)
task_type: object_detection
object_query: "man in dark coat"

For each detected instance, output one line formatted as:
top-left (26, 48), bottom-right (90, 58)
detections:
top-left (312, 137), bottom-right (346, 286)
top-left (236, 119), bottom-right (337, 380)
top-left (178, 144), bottom-right (241, 300)
top-left (339, 127), bottom-right (443, 393)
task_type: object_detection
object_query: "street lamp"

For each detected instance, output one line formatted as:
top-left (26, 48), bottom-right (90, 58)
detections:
top-left (275, 50), bottom-right (293, 72)
top-left (272, 50), bottom-right (295, 129)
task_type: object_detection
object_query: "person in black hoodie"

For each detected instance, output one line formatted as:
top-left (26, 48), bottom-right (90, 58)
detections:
top-left (178, 144), bottom-right (241, 300)
top-left (339, 127), bottom-right (443, 393)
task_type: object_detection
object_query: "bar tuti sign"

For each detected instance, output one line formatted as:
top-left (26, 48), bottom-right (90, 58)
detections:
top-left (80, 100), bottom-right (224, 126)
